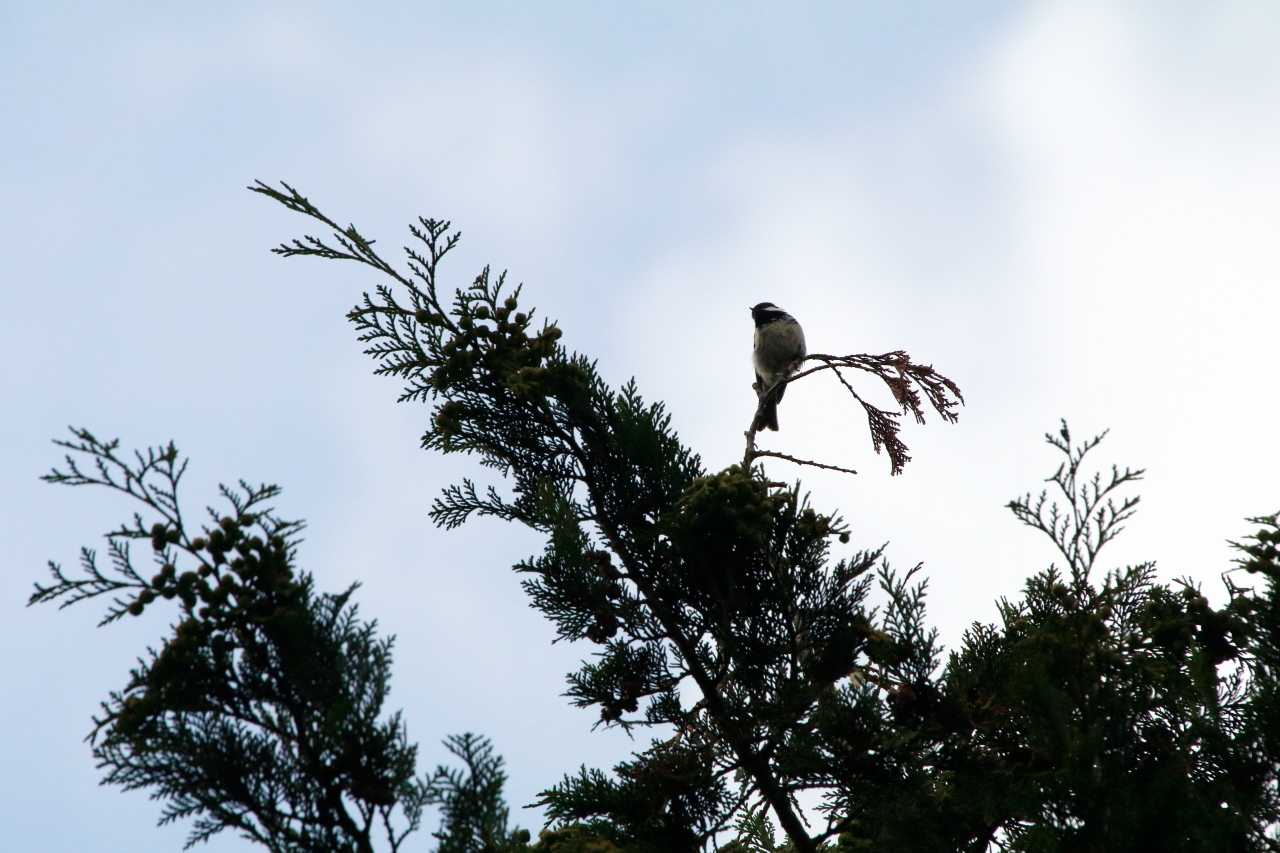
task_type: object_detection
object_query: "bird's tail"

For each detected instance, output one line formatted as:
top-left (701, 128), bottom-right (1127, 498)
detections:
top-left (753, 397), bottom-right (779, 431)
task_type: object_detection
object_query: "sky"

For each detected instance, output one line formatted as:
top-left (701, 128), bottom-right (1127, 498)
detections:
top-left (3, 2), bottom-right (1279, 850)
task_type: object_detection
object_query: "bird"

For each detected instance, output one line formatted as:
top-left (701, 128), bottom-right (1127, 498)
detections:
top-left (750, 302), bottom-right (807, 431)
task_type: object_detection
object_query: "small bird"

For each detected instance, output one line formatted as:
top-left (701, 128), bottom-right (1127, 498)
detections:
top-left (750, 302), bottom-right (807, 431)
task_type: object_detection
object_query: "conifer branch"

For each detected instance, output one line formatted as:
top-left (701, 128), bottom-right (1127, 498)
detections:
top-left (34, 431), bottom-right (429, 851)
top-left (1007, 420), bottom-right (1145, 584)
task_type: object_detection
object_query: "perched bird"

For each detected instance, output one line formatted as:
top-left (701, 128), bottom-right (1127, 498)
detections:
top-left (750, 302), bottom-right (807, 431)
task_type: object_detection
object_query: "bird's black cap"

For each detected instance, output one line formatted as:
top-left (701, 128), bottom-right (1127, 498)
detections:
top-left (750, 302), bottom-right (788, 326)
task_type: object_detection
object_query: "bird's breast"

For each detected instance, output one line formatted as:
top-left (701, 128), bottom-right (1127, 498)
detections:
top-left (753, 320), bottom-right (807, 381)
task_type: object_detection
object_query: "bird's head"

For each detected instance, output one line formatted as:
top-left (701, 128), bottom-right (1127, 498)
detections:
top-left (750, 302), bottom-right (788, 326)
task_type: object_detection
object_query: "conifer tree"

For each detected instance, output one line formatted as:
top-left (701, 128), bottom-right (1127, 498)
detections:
top-left (247, 182), bottom-right (967, 852)
top-left (31, 430), bottom-right (529, 852)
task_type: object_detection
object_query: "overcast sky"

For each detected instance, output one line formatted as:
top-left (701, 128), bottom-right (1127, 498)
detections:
top-left (3, 2), bottom-right (1279, 850)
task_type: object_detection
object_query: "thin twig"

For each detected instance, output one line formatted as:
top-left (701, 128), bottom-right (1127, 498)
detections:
top-left (749, 451), bottom-right (858, 476)
top-left (742, 375), bottom-right (789, 468)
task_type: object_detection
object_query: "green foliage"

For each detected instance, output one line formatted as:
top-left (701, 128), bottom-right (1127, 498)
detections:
top-left (427, 733), bottom-right (531, 853)
top-left (529, 825), bottom-right (624, 852)
top-left (935, 424), bottom-right (1273, 852)
top-left (1233, 512), bottom-right (1280, 838)
top-left (32, 429), bottom-right (431, 851)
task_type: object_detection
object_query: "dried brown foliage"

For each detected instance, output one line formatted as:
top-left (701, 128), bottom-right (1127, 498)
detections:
top-left (745, 350), bottom-right (963, 476)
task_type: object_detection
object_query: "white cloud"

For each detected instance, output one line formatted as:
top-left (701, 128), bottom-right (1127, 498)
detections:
top-left (971, 0), bottom-right (1280, 590)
